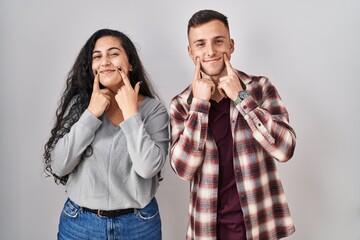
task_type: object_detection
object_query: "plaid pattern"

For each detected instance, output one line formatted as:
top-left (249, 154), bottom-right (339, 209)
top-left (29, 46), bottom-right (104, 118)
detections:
top-left (170, 71), bottom-right (296, 240)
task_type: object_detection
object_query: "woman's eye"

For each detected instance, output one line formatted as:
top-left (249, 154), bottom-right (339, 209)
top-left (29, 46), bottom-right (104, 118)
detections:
top-left (92, 55), bottom-right (101, 60)
top-left (110, 53), bottom-right (119, 57)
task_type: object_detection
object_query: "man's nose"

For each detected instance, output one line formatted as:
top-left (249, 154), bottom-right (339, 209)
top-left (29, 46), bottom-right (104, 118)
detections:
top-left (206, 43), bottom-right (216, 56)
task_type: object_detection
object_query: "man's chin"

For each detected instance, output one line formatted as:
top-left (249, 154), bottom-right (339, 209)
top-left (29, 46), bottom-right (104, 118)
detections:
top-left (202, 69), bottom-right (224, 78)
top-left (201, 64), bottom-right (226, 77)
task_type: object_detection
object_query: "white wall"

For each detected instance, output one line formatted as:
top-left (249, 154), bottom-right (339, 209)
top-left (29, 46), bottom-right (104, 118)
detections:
top-left (1, 0), bottom-right (359, 239)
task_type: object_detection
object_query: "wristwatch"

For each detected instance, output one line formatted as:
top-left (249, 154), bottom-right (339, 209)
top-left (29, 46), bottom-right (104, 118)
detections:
top-left (234, 90), bottom-right (250, 105)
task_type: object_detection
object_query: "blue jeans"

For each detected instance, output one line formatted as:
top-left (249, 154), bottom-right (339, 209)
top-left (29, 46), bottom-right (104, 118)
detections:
top-left (58, 198), bottom-right (162, 240)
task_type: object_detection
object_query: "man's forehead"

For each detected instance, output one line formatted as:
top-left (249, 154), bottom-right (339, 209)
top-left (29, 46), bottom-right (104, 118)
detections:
top-left (188, 20), bottom-right (229, 41)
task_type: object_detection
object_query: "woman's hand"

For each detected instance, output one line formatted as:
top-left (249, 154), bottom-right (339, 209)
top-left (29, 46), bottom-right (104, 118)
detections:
top-left (115, 68), bottom-right (141, 120)
top-left (87, 72), bottom-right (112, 118)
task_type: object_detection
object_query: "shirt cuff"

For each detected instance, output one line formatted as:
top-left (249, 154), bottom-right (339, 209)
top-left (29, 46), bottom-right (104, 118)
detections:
top-left (79, 110), bottom-right (102, 131)
top-left (120, 113), bottom-right (142, 134)
top-left (190, 98), bottom-right (211, 114)
top-left (237, 95), bottom-right (258, 115)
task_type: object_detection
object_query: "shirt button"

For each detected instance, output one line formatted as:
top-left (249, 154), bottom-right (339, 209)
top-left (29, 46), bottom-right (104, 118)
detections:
top-left (258, 123), bottom-right (261, 127)
top-left (243, 106), bottom-right (247, 109)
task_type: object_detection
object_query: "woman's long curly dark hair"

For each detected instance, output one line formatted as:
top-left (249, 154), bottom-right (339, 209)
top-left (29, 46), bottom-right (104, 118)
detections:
top-left (44, 29), bottom-right (158, 185)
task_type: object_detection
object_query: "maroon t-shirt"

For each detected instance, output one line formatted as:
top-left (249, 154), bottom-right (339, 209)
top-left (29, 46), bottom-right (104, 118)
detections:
top-left (209, 98), bottom-right (246, 240)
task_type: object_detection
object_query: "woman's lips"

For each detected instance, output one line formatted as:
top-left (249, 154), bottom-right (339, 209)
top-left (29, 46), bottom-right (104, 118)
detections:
top-left (100, 69), bottom-right (116, 74)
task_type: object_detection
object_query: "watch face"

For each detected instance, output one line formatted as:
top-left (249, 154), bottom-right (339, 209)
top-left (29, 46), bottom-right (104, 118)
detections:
top-left (239, 91), bottom-right (249, 100)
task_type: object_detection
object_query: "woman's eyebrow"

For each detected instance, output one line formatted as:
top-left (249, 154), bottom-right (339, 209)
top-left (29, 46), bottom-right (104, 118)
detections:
top-left (92, 47), bottom-right (121, 54)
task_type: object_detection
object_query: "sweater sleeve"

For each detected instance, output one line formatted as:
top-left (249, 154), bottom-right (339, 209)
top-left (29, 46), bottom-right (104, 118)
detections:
top-left (120, 102), bottom-right (170, 179)
top-left (169, 97), bottom-right (210, 181)
top-left (51, 110), bottom-right (102, 177)
top-left (236, 77), bottom-right (296, 162)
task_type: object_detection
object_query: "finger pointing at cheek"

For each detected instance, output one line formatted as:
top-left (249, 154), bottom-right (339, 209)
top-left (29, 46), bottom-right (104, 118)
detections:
top-left (117, 66), bottom-right (132, 88)
top-left (224, 53), bottom-right (236, 76)
top-left (193, 57), bottom-right (201, 80)
top-left (93, 71), bottom-right (100, 91)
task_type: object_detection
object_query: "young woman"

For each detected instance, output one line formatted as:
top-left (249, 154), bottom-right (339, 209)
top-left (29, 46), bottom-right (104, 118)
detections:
top-left (43, 29), bottom-right (169, 240)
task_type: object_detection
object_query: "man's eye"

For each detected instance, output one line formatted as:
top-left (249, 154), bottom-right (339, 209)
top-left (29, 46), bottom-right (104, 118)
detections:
top-left (196, 43), bottom-right (204, 47)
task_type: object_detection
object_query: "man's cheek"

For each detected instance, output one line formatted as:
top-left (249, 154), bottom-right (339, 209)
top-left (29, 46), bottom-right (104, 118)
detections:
top-left (192, 56), bottom-right (201, 64)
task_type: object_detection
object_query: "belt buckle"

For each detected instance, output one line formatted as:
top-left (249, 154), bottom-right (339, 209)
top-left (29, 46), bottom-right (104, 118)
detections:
top-left (97, 209), bottom-right (107, 218)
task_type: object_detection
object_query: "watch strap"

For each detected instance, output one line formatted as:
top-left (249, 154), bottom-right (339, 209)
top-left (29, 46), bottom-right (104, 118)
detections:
top-left (234, 96), bottom-right (241, 105)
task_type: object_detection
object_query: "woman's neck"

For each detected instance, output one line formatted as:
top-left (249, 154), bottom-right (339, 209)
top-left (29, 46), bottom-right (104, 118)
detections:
top-left (105, 95), bottom-right (145, 126)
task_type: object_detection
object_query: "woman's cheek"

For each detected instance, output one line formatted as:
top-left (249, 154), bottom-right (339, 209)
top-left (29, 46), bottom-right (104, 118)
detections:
top-left (92, 64), bottom-right (99, 74)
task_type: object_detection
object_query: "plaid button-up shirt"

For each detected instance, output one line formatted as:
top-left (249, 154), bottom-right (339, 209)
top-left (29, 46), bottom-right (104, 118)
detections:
top-left (170, 70), bottom-right (296, 240)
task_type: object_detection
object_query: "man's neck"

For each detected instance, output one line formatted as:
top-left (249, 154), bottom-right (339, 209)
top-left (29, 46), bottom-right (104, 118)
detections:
top-left (211, 90), bottom-right (225, 103)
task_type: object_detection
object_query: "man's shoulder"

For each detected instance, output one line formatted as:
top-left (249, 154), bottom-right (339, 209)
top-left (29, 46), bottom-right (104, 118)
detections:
top-left (235, 69), bottom-right (275, 91)
top-left (170, 85), bottom-right (191, 103)
top-left (236, 69), bottom-right (264, 83)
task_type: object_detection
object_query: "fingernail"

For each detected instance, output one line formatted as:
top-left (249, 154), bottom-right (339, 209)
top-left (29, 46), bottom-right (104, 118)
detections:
top-left (95, 70), bottom-right (98, 74)
top-left (139, 81), bottom-right (143, 85)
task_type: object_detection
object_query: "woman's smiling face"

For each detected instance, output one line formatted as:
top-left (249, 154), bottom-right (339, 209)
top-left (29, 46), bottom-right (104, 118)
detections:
top-left (92, 36), bottom-right (133, 91)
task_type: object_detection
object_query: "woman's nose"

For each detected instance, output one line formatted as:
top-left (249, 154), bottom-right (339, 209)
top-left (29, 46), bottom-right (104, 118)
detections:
top-left (101, 56), bottom-right (111, 66)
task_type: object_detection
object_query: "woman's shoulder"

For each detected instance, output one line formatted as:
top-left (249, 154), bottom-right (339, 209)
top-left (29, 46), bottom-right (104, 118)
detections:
top-left (139, 97), bottom-right (168, 116)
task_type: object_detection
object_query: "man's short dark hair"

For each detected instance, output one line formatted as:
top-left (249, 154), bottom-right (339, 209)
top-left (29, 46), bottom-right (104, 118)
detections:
top-left (187, 9), bottom-right (229, 35)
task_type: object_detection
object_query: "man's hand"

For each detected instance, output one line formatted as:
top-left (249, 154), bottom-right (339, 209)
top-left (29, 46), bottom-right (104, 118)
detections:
top-left (218, 54), bottom-right (243, 101)
top-left (192, 57), bottom-right (215, 101)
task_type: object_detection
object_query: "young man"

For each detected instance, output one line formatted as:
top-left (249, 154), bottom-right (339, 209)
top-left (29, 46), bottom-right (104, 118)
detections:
top-left (170, 10), bottom-right (296, 240)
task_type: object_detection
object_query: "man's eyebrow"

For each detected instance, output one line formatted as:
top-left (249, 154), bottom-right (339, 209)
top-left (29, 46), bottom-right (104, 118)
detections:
top-left (192, 36), bottom-right (226, 44)
top-left (192, 39), bottom-right (205, 44)
top-left (215, 36), bottom-right (226, 39)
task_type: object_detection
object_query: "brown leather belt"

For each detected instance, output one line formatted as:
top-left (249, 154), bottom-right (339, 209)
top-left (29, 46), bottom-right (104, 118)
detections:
top-left (82, 207), bottom-right (135, 218)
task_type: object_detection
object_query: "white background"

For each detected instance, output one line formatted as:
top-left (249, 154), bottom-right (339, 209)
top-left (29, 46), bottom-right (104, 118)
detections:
top-left (1, 0), bottom-right (359, 239)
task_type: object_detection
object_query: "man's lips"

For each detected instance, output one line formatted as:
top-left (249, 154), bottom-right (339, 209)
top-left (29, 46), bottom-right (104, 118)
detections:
top-left (203, 57), bottom-right (221, 63)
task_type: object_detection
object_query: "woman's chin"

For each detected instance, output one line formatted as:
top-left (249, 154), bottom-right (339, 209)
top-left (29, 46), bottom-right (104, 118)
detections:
top-left (100, 81), bottom-right (122, 91)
